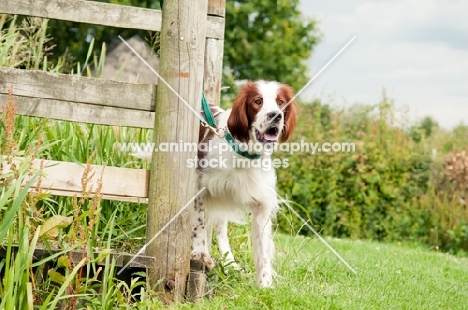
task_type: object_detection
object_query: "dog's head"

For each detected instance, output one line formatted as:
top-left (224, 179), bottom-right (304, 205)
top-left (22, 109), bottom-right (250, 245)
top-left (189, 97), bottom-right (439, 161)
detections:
top-left (227, 81), bottom-right (298, 146)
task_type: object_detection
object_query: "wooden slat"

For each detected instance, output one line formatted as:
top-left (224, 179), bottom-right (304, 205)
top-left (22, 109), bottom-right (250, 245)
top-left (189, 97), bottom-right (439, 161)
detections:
top-left (0, 68), bottom-right (156, 112)
top-left (206, 15), bottom-right (225, 39)
top-left (208, 0), bottom-right (226, 17)
top-left (0, 0), bottom-right (225, 39)
top-left (0, 245), bottom-right (155, 268)
top-left (201, 1), bottom-right (226, 257)
top-left (0, 94), bottom-right (155, 128)
top-left (203, 38), bottom-right (224, 107)
top-left (2, 158), bottom-right (150, 201)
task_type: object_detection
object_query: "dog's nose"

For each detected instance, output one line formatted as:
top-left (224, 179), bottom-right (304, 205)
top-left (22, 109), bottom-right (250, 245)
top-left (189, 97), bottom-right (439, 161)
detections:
top-left (267, 111), bottom-right (282, 121)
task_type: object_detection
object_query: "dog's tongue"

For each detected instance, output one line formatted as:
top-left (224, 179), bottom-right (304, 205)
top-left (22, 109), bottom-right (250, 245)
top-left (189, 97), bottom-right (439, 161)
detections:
top-left (265, 132), bottom-right (278, 141)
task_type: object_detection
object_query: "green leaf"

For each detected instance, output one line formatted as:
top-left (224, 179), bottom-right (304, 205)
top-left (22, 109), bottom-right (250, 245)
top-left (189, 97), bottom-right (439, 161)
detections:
top-left (39, 215), bottom-right (73, 239)
top-left (48, 269), bottom-right (66, 284)
top-left (93, 248), bottom-right (112, 263)
top-left (57, 256), bottom-right (70, 269)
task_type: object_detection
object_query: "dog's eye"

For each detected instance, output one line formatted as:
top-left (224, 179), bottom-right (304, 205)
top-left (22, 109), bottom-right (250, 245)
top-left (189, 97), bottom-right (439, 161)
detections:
top-left (277, 99), bottom-right (285, 105)
top-left (254, 99), bottom-right (263, 105)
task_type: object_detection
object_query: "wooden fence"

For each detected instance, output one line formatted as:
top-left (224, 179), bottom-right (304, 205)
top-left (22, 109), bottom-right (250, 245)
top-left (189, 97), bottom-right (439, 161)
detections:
top-left (0, 0), bottom-right (225, 302)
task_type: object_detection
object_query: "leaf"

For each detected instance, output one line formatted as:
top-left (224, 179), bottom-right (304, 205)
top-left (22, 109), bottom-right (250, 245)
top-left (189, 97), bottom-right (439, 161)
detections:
top-left (48, 269), bottom-right (66, 284)
top-left (93, 248), bottom-right (112, 263)
top-left (42, 227), bottom-right (59, 240)
top-left (39, 215), bottom-right (73, 239)
top-left (57, 256), bottom-right (70, 269)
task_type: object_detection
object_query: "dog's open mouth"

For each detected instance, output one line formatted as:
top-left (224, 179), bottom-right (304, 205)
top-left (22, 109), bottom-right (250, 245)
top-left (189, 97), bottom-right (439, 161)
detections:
top-left (255, 127), bottom-right (279, 143)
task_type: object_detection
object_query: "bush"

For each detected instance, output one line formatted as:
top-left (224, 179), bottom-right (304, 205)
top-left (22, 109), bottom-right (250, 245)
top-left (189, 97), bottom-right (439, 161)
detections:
top-left (276, 98), bottom-right (468, 254)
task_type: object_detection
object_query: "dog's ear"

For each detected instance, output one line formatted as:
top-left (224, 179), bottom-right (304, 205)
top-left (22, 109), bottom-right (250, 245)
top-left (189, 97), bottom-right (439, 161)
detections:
top-left (227, 82), bottom-right (256, 143)
top-left (279, 84), bottom-right (298, 142)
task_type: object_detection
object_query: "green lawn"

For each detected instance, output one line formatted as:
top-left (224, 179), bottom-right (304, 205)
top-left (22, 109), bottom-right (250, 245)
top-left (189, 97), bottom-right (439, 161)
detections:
top-left (179, 234), bottom-right (468, 309)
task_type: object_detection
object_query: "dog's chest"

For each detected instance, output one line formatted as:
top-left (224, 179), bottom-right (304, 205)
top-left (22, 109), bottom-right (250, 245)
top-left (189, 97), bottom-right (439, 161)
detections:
top-left (200, 165), bottom-right (276, 206)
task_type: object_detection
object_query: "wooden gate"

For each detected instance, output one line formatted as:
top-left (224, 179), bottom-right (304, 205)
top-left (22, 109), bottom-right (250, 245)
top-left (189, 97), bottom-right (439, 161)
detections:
top-left (0, 0), bottom-right (225, 302)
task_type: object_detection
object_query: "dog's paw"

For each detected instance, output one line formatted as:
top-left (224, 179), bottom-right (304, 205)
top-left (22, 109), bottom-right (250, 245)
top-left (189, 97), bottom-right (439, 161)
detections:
top-left (222, 260), bottom-right (242, 273)
top-left (190, 251), bottom-right (215, 270)
top-left (257, 270), bottom-right (274, 288)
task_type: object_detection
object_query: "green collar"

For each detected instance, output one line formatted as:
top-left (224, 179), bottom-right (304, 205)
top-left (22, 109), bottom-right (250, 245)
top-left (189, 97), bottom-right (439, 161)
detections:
top-left (201, 93), bottom-right (261, 160)
top-left (224, 133), bottom-right (261, 160)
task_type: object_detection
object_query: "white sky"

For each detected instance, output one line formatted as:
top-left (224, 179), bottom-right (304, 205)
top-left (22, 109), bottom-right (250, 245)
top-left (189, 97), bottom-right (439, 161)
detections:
top-left (299, 0), bottom-right (468, 129)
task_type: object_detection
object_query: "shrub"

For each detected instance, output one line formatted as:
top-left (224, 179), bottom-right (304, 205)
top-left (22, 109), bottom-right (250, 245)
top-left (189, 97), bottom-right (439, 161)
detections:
top-left (276, 97), bottom-right (468, 254)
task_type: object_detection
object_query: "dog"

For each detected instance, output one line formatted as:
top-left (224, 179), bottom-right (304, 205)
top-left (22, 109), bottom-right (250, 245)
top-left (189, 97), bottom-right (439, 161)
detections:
top-left (191, 80), bottom-right (297, 287)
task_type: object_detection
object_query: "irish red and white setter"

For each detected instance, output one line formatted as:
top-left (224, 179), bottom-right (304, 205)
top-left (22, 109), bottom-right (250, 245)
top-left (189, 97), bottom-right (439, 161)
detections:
top-left (192, 80), bottom-right (297, 287)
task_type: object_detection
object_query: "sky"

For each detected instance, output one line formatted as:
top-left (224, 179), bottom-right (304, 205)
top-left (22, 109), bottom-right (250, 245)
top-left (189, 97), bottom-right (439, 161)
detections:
top-left (298, 0), bottom-right (468, 129)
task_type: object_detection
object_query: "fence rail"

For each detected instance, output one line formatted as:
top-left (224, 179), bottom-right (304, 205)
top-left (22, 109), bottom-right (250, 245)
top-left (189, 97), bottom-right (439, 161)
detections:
top-left (1, 157), bottom-right (149, 203)
top-left (0, 0), bottom-right (224, 39)
top-left (0, 68), bottom-right (156, 128)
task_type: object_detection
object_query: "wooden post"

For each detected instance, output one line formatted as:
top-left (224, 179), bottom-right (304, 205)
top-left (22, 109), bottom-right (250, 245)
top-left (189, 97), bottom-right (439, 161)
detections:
top-left (145, 0), bottom-right (208, 303)
top-left (186, 0), bottom-right (226, 302)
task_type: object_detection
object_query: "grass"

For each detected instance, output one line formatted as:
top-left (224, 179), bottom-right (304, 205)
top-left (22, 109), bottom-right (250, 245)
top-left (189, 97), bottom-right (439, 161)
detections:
top-left (184, 233), bottom-right (468, 310)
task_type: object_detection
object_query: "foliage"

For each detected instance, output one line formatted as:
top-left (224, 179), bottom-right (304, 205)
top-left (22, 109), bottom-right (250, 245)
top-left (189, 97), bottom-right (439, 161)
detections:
top-left (0, 15), bottom-right (53, 70)
top-left (411, 116), bottom-right (438, 143)
top-left (275, 97), bottom-right (468, 254)
top-left (223, 0), bottom-right (320, 91)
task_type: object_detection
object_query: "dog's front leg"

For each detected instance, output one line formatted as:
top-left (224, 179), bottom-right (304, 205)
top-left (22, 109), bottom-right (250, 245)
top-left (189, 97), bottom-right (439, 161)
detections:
top-left (251, 207), bottom-right (275, 287)
top-left (190, 195), bottom-right (214, 269)
top-left (214, 219), bottom-right (240, 269)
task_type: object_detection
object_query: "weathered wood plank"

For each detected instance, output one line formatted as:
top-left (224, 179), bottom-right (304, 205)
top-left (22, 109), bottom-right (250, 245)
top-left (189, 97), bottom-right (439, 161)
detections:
top-left (0, 245), bottom-right (155, 268)
top-left (1, 158), bottom-right (149, 201)
top-left (203, 38), bottom-right (224, 107)
top-left (205, 15), bottom-right (225, 39)
top-left (0, 94), bottom-right (155, 128)
top-left (145, 0), bottom-right (207, 302)
top-left (0, 68), bottom-right (156, 112)
top-left (0, 0), bottom-right (161, 32)
top-left (200, 0), bottom-right (225, 257)
top-left (208, 0), bottom-right (226, 17)
top-left (201, 0), bottom-right (226, 257)
top-left (0, 0), bottom-right (224, 39)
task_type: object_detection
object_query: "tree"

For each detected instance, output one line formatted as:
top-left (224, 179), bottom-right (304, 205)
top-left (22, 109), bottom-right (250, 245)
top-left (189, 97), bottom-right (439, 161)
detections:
top-left (224, 0), bottom-right (320, 91)
top-left (411, 116), bottom-right (439, 143)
